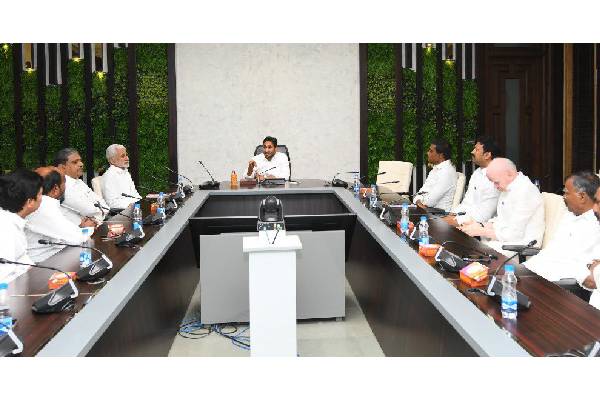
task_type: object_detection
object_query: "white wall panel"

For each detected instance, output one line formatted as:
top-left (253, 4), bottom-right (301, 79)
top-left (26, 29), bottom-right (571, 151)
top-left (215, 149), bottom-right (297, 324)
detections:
top-left (176, 44), bottom-right (359, 182)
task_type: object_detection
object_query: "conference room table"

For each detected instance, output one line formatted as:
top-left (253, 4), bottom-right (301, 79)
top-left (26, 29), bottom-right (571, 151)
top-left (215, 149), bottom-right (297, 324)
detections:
top-left (5, 179), bottom-right (600, 357)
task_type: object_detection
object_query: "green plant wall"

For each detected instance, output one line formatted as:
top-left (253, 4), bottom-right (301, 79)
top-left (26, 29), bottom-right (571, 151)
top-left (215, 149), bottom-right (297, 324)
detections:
top-left (0, 44), bottom-right (15, 173)
top-left (0, 44), bottom-right (169, 195)
top-left (367, 44), bottom-right (479, 183)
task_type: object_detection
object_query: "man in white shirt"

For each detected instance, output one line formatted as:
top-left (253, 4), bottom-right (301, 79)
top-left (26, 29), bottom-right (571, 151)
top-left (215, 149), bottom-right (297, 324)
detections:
top-left (523, 171), bottom-right (600, 283)
top-left (25, 167), bottom-right (93, 263)
top-left (444, 136), bottom-right (500, 226)
top-left (413, 138), bottom-right (457, 212)
top-left (0, 169), bottom-right (43, 281)
top-left (459, 158), bottom-right (544, 256)
top-left (574, 186), bottom-right (600, 310)
top-left (245, 136), bottom-right (290, 181)
top-left (54, 148), bottom-right (108, 225)
top-left (101, 144), bottom-right (142, 209)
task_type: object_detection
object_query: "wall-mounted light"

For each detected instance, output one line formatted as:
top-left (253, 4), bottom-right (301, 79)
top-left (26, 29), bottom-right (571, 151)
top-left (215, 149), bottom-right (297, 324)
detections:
top-left (443, 43), bottom-right (455, 62)
top-left (96, 71), bottom-right (105, 79)
top-left (1, 43), bottom-right (9, 54)
top-left (22, 43), bottom-right (36, 71)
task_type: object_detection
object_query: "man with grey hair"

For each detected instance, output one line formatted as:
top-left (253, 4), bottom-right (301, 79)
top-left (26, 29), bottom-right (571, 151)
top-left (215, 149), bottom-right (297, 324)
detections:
top-left (101, 144), bottom-right (141, 209)
top-left (54, 147), bottom-right (108, 225)
top-left (459, 157), bottom-right (545, 256)
top-left (523, 171), bottom-right (600, 283)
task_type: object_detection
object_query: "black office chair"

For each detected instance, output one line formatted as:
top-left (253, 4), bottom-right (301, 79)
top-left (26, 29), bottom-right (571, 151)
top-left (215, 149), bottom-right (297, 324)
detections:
top-left (253, 144), bottom-right (291, 181)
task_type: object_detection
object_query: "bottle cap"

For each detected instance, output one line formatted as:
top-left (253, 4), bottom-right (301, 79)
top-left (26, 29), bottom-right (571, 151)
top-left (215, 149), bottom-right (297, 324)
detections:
top-left (134, 203), bottom-right (140, 208)
top-left (420, 216), bottom-right (427, 221)
top-left (159, 192), bottom-right (164, 196)
top-left (505, 264), bottom-right (515, 273)
top-left (0, 282), bottom-right (8, 290)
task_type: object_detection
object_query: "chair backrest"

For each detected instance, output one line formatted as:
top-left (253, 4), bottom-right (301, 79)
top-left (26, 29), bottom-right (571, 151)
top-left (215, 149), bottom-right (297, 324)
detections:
top-left (541, 192), bottom-right (567, 249)
top-left (376, 161), bottom-right (413, 196)
top-left (253, 145), bottom-right (291, 180)
top-left (91, 176), bottom-right (103, 199)
top-left (452, 172), bottom-right (466, 210)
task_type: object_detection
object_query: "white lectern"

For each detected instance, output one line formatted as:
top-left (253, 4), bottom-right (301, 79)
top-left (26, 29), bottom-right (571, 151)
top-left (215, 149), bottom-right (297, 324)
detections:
top-left (242, 231), bottom-right (302, 357)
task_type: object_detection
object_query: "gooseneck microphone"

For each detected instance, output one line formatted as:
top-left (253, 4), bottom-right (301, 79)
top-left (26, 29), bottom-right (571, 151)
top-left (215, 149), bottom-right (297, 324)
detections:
top-left (197, 161), bottom-right (220, 190)
top-left (95, 202), bottom-right (133, 220)
top-left (164, 166), bottom-right (194, 194)
top-left (121, 192), bottom-right (142, 200)
top-left (483, 239), bottom-right (537, 309)
top-left (0, 258), bottom-right (78, 314)
top-left (37, 240), bottom-right (113, 282)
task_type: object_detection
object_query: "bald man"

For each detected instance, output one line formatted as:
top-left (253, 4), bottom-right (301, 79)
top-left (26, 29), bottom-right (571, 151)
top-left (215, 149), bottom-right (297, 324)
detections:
top-left (25, 167), bottom-right (94, 263)
top-left (458, 158), bottom-right (545, 256)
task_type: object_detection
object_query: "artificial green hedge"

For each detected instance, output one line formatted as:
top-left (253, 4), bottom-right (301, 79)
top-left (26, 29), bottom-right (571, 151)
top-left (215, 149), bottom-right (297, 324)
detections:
top-left (366, 44), bottom-right (478, 183)
top-left (0, 44), bottom-right (169, 195)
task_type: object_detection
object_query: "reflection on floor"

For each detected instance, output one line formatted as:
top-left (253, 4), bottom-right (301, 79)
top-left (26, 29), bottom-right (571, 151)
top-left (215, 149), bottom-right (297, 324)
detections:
top-left (168, 279), bottom-right (384, 357)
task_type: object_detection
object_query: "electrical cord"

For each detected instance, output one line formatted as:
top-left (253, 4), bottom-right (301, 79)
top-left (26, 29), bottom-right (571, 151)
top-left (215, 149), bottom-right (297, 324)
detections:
top-left (176, 317), bottom-right (251, 350)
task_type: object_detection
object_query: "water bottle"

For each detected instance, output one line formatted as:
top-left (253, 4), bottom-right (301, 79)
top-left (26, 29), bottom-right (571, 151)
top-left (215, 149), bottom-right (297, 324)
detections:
top-left (177, 178), bottom-right (186, 198)
top-left (132, 221), bottom-right (145, 239)
top-left (400, 204), bottom-right (410, 236)
top-left (417, 216), bottom-right (429, 245)
top-left (132, 203), bottom-right (142, 224)
top-left (501, 264), bottom-right (518, 320)
top-left (157, 192), bottom-right (166, 222)
top-left (0, 282), bottom-right (11, 333)
top-left (369, 184), bottom-right (378, 208)
top-left (79, 227), bottom-right (93, 268)
top-left (353, 173), bottom-right (360, 198)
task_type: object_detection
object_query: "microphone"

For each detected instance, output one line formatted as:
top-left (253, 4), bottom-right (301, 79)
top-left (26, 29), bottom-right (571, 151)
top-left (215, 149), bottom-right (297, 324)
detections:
top-left (329, 172), bottom-right (349, 188)
top-left (379, 180), bottom-right (400, 185)
top-left (37, 239), bottom-right (113, 282)
top-left (121, 192), bottom-right (142, 200)
top-left (0, 258), bottom-right (78, 314)
top-left (94, 202), bottom-right (133, 220)
top-left (197, 161), bottom-right (220, 190)
top-left (376, 171), bottom-right (387, 176)
top-left (484, 240), bottom-right (537, 309)
top-left (164, 166), bottom-right (193, 194)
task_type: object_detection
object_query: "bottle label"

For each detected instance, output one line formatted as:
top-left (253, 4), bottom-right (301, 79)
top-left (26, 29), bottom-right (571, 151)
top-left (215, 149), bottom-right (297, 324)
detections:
top-left (501, 298), bottom-right (518, 311)
top-left (80, 250), bottom-right (92, 267)
top-left (419, 237), bottom-right (429, 245)
top-left (0, 316), bottom-right (12, 334)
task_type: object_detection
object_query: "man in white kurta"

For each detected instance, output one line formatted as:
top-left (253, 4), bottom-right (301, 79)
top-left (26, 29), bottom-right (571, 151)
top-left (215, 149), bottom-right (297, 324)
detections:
top-left (25, 168), bottom-right (91, 263)
top-left (101, 144), bottom-right (142, 209)
top-left (446, 137), bottom-right (500, 225)
top-left (245, 136), bottom-right (290, 180)
top-left (413, 138), bottom-right (457, 212)
top-left (524, 172), bottom-right (600, 283)
top-left (0, 169), bottom-right (43, 281)
top-left (459, 158), bottom-right (544, 256)
top-left (54, 148), bottom-right (108, 225)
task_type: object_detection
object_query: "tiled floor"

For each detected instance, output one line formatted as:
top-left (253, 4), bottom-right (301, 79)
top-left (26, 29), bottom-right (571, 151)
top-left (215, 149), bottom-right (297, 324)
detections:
top-left (168, 280), bottom-right (384, 357)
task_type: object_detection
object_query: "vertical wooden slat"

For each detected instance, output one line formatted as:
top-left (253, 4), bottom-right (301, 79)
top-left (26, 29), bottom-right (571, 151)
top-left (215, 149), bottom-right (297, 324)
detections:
top-left (456, 43), bottom-right (464, 166)
top-left (596, 43), bottom-right (599, 173)
top-left (359, 44), bottom-right (368, 184)
top-left (167, 43), bottom-right (178, 183)
top-left (394, 44), bottom-right (404, 161)
top-left (476, 44), bottom-right (485, 137)
top-left (37, 43), bottom-right (47, 166)
top-left (415, 43), bottom-right (424, 188)
top-left (128, 44), bottom-right (139, 186)
top-left (465, 43), bottom-right (473, 80)
top-left (83, 43), bottom-right (94, 186)
top-left (13, 45), bottom-right (24, 168)
top-left (48, 43), bottom-right (57, 85)
top-left (107, 43), bottom-right (116, 141)
top-left (436, 42), bottom-right (444, 138)
top-left (59, 43), bottom-right (69, 147)
top-left (564, 44), bottom-right (574, 180)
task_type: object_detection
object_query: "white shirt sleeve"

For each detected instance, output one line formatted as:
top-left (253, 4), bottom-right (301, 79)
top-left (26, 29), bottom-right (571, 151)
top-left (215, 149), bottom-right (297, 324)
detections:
top-left (27, 205), bottom-right (86, 245)
top-left (272, 153), bottom-right (290, 180)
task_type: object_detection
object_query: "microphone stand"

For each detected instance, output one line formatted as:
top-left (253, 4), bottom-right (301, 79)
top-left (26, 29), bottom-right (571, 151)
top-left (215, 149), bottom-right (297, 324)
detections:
top-left (0, 319), bottom-right (23, 356)
top-left (198, 161), bottom-right (220, 190)
top-left (164, 166), bottom-right (194, 194)
top-left (37, 240), bottom-right (113, 282)
top-left (0, 258), bottom-right (78, 314)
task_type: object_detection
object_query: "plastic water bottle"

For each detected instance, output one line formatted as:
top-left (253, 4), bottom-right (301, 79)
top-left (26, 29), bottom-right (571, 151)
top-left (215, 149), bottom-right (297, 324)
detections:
top-left (369, 184), bottom-right (378, 208)
top-left (400, 204), bottom-right (410, 236)
top-left (417, 216), bottom-right (429, 245)
top-left (157, 192), bottom-right (166, 222)
top-left (132, 203), bottom-right (142, 224)
top-left (501, 264), bottom-right (518, 320)
top-left (79, 227), bottom-right (93, 268)
top-left (0, 282), bottom-right (11, 333)
top-left (353, 173), bottom-right (360, 198)
top-left (177, 178), bottom-right (186, 198)
top-left (132, 221), bottom-right (145, 239)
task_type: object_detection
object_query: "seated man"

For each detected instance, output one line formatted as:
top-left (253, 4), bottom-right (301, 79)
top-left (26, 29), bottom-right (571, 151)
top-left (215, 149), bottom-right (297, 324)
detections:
top-left (101, 144), bottom-right (142, 209)
top-left (25, 167), bottom-right (94, 263)
top-left (54, 147), bottom-right (109, 225)
top-left (523, 171), bottom-right (600, 283)
top-left (444, 136), bottom-right (500, 226)
top-left (245, 136), bottom-right (290, 181)
top-left (413, 138), bottom-right (457, 212)
top-left (0, 169), bottom-right (43, 280)
top-left (459, 158), bottom-right (544, 256)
